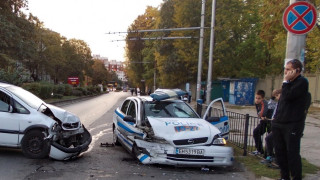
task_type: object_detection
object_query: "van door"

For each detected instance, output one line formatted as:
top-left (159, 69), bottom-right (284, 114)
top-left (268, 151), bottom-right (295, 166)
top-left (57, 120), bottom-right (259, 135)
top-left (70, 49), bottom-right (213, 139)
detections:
top-left (202, 98), bottom-right (229, 140)
top-left (0, 90), bottom-right (19, 146)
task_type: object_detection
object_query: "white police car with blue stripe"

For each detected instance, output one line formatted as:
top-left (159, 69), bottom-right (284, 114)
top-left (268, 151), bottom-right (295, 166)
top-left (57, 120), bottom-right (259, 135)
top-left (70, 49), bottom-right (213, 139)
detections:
top-left (113, 89), bottom-right (233, 166)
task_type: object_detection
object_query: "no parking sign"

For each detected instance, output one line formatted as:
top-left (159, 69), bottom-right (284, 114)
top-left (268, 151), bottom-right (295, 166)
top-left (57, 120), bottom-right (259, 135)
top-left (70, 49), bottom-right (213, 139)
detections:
top-left (283, 1), bottom-right (317, 35)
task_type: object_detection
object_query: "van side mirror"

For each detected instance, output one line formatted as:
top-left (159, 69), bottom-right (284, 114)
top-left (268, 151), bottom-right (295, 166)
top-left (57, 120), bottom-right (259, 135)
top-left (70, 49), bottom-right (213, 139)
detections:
top-left (8, 105), bottom-right (13, 113)
top-left (124, 116), bottom-right (136, 124)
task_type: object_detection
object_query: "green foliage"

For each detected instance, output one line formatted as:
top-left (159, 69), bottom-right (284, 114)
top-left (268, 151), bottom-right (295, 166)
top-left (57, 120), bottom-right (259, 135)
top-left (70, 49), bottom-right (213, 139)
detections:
top-left (124, 0), bottom-right (320, 88)
top-left (91, 60), bottom-right (110, 85)
top-left (22, 83), bottom-right (41, 97)
top-left (63, 84), bottom-right (72, 96)
top-left (53, 84), bottom-right (65, 95)
top-left (0, 66), bottom-right (30, 86)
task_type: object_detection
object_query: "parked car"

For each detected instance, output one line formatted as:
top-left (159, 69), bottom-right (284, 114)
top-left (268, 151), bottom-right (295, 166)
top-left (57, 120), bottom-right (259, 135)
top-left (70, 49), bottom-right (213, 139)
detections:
top-left (113, 89), bottom-right (233, 166)
top-left (0, 82), bottom-right (92, 160)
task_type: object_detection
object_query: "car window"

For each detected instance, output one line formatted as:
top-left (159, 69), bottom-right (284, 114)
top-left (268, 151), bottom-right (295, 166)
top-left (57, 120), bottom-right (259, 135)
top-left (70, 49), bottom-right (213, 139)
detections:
top-left (121, 100), bottom-right (130, 114)
top-left (0, 91), bottom-right (10, 112)
top-left (6, 85), bottom-right (43, 110)
top-left (144, 101), bottom-right (198, 118)
top-left (127, 101), bottom-right (136, 120)
top-left (13, 99), bottom-right (29, 114)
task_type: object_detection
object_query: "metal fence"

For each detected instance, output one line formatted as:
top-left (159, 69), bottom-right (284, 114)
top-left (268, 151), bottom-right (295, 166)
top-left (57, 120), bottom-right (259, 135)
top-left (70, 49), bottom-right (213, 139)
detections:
top-left (196, 103), bottom-right (264, 156)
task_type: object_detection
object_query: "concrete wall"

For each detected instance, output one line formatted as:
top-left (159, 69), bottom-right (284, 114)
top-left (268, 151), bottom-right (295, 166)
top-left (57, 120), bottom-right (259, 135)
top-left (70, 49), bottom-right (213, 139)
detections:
top-left (256, 73), bottom-right (320, 102)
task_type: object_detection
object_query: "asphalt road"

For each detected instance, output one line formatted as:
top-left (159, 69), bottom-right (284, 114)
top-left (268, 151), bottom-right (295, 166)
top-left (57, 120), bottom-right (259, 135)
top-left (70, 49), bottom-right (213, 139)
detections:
top-left (0, 91), bottom-right (254, 180)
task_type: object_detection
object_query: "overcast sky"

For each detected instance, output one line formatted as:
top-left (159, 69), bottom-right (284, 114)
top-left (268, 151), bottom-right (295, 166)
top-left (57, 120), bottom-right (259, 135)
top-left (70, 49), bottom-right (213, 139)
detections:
top-left (25, 0), bottom-right (163, 61)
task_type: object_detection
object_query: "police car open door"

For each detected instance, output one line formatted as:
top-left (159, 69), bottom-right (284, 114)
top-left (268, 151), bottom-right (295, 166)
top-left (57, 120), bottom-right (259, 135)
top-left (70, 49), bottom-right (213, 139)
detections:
top-left (202, 98), bottom-right (229, 140)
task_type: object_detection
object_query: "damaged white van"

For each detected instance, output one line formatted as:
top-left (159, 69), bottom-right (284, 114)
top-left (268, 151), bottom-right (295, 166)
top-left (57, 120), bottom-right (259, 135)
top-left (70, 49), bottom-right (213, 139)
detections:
top-left (113, 89), bottom-right (233, 167)
top-left (0, 82), bottom-right (91, 160)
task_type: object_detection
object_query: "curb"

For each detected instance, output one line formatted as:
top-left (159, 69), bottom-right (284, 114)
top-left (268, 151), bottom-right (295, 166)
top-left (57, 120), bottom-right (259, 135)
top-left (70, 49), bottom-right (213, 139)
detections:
top-left (48, 93), bottom-right (105, 107)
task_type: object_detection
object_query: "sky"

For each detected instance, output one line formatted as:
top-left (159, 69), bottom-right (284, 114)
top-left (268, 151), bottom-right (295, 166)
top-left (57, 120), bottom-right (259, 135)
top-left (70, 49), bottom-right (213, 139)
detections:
top-left (24, 0), bottom-right (164, 62)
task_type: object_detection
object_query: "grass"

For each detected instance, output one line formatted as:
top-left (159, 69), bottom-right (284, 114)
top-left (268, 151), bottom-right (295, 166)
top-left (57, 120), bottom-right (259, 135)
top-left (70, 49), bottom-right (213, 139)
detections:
top-left (231, 143), bottom-right (320, 179)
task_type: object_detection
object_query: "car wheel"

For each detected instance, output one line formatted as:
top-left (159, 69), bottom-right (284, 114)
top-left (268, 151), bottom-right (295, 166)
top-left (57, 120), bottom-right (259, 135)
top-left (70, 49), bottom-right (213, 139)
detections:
top-left (21, 129), bottom-right (50, 159)
top-left (113, 126), bottom-right (121, 146)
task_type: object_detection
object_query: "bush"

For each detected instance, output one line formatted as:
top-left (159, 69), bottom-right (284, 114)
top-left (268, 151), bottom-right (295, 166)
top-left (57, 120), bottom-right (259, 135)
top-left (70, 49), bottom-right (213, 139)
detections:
top-left (53, 84), bottom-right (65, 95)
top-left (39, 83), bottom-right (53, 99)
top-left (75, 87), bottom-right (88, 96)
top-left (22, 83), bottom-right (41, 97)
top-left (52, 93), bottom-right (63, 99)
top-left (63, 84), bottom-right (72, 96)
top-left (72, 89), bottom-right (83, 96)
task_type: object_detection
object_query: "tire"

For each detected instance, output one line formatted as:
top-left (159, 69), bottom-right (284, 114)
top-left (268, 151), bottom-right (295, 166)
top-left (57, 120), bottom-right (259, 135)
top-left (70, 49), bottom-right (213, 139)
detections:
top-left (113, 125), bottom-right (121, 146)
top-left (21, 129), bottom-right (50, 159)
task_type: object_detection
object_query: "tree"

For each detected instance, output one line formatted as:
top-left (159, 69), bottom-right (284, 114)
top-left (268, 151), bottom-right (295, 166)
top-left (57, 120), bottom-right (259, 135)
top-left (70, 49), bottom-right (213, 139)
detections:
top-left (91, 60), bottom-right (109, 85)
top-left (125, 6), bottom-right (159, 88)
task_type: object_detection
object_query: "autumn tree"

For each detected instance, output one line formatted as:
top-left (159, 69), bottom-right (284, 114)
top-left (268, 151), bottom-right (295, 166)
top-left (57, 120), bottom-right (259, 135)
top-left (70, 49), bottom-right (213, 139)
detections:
top-left (91, 60), bottom-right (109, 85)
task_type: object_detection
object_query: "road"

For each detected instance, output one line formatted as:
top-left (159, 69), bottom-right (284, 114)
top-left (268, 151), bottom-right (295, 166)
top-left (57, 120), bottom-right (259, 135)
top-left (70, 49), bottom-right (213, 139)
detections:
top-left (0, 91), bottom-right (255, 180)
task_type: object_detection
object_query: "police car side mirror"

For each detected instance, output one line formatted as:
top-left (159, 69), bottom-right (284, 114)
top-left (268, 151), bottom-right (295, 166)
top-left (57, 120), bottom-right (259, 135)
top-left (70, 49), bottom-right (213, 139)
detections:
top-left (206, 117), bottom-right (220, 122)
top-left (124, 116), bottom-right (136, 124)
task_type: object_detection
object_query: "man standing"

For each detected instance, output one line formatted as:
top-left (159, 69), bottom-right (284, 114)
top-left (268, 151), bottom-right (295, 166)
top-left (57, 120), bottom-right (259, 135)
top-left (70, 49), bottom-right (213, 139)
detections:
top-left (272, 59), bottom-right (310, 180)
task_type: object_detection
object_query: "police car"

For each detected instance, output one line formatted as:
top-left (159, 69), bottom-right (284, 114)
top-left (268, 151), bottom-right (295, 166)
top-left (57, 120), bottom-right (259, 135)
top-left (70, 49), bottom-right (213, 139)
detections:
top-left (0, 82), bottom-right (92, 160)
top-left (113, 89), bottom-right (233, 166)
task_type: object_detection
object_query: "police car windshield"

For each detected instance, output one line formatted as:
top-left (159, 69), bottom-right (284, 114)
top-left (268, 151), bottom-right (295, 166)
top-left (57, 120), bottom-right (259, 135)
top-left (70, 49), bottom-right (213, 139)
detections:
top-left (144, 101), bottom-right (198, 118)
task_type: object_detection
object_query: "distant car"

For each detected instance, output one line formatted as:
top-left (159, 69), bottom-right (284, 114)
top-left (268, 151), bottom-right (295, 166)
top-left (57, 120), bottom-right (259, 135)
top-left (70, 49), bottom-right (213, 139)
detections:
top-left (0, 82), bottom-right (92, 160)
top-left (113, 89), bottom-right (233, 167)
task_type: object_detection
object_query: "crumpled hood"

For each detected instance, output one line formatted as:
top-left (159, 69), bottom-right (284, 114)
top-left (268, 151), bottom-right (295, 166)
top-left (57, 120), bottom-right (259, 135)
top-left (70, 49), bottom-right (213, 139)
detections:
top-left (46, 104), bottom-right (80, 124)
top-left (147, 117), bottom-right (220, 146)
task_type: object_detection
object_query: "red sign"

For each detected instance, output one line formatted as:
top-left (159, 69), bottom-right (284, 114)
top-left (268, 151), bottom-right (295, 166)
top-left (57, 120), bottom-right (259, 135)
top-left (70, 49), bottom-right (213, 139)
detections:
top-left (68, 77), bottom-right (79, 85)
top-left (283, 1), bottom-right (317, 34)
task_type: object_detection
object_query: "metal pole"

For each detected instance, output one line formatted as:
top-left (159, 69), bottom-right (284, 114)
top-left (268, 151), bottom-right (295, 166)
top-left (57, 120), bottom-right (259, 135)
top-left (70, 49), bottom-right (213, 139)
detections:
top-left (196, 0), bottom-right (206, 100)
top-left (284, 0), bottom-right (306, 66)
top-left (154, 61), bottom-right (156, 92)
top-left (206, 0), bottom-right (217, 104)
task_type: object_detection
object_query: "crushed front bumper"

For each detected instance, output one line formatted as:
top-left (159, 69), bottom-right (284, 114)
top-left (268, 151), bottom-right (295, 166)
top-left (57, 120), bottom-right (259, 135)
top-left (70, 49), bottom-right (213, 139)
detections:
top-left (49, 127), bottom-right (92, 160)
top-left (134, 139), bottom-right (234, 167)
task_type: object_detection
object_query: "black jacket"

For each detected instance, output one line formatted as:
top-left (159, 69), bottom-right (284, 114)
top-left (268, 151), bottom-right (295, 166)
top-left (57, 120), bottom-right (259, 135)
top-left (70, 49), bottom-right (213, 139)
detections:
top-left (273, 75), bottom-right (309, 126)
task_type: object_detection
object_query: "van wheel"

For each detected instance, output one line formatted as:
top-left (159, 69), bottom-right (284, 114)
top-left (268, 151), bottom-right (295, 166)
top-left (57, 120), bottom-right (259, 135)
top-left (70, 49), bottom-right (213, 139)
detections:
top-left (21, 130), bottom-right (50, 159)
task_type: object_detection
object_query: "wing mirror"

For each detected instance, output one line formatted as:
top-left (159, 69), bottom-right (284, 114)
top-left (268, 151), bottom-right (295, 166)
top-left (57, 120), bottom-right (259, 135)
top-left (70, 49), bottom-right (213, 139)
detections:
top-left (8, 105), bottom-right (13, 113)
top-left (124, 116), bottom-right (136, 124)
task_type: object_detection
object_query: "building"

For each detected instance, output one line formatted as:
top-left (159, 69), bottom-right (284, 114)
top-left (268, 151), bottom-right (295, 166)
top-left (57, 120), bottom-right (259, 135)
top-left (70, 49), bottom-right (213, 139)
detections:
top-left (93, 55), bottom-right (127, 82)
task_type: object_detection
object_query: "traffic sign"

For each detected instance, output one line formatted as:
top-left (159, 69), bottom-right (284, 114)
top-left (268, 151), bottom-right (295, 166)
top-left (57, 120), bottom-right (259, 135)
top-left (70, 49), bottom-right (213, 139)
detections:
top-left (283, 1), bottom-right (317, 35)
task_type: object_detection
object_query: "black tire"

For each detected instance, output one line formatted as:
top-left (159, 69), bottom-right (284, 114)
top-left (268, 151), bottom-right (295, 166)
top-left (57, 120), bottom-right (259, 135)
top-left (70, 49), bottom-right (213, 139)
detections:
top-left (21, 129), bottom-right (50, 159)
top-left (113, 125), bottom-right (121, 146)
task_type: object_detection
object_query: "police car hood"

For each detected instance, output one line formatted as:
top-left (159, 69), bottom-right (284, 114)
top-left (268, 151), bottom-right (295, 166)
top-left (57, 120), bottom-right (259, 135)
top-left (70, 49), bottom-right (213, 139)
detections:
top-left (46, 104), bottom-right (80, 124)
top-left (147, 117), bottom-right (220, 146)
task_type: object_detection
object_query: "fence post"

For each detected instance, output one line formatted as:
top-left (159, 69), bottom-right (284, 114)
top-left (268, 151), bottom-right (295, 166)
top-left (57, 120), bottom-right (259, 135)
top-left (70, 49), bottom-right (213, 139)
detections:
top-left (243, 114), bottom-right (250, 156)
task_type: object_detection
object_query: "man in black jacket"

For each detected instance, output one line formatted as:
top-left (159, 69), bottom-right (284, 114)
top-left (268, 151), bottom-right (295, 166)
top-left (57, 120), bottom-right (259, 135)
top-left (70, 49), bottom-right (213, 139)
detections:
top-left (272, 59), bottom-right (309, 180)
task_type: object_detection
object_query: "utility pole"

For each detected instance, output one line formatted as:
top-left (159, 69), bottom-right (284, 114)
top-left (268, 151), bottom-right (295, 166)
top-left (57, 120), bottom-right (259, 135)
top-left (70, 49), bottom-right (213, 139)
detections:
top-left (206, 0), bottom-right (217, 104)
top-left (196, 0), bottom-right (206, 100)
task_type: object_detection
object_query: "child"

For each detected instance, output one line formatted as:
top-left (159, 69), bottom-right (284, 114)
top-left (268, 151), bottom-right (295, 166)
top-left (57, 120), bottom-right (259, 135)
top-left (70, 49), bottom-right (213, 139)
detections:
top-left (251, 90), bottom-right (268, 155)
top-left (261, 89), bottom-right (282, 164)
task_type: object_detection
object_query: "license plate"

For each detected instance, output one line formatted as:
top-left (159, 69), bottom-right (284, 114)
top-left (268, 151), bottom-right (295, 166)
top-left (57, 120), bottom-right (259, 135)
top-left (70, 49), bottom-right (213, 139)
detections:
top-left (177, 148), bottom-right (204, 155)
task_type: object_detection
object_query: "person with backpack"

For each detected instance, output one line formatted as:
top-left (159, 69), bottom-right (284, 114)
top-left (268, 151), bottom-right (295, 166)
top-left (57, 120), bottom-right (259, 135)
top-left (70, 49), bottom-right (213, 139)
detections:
top-left (272, 59), bottom-right (310, 180)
